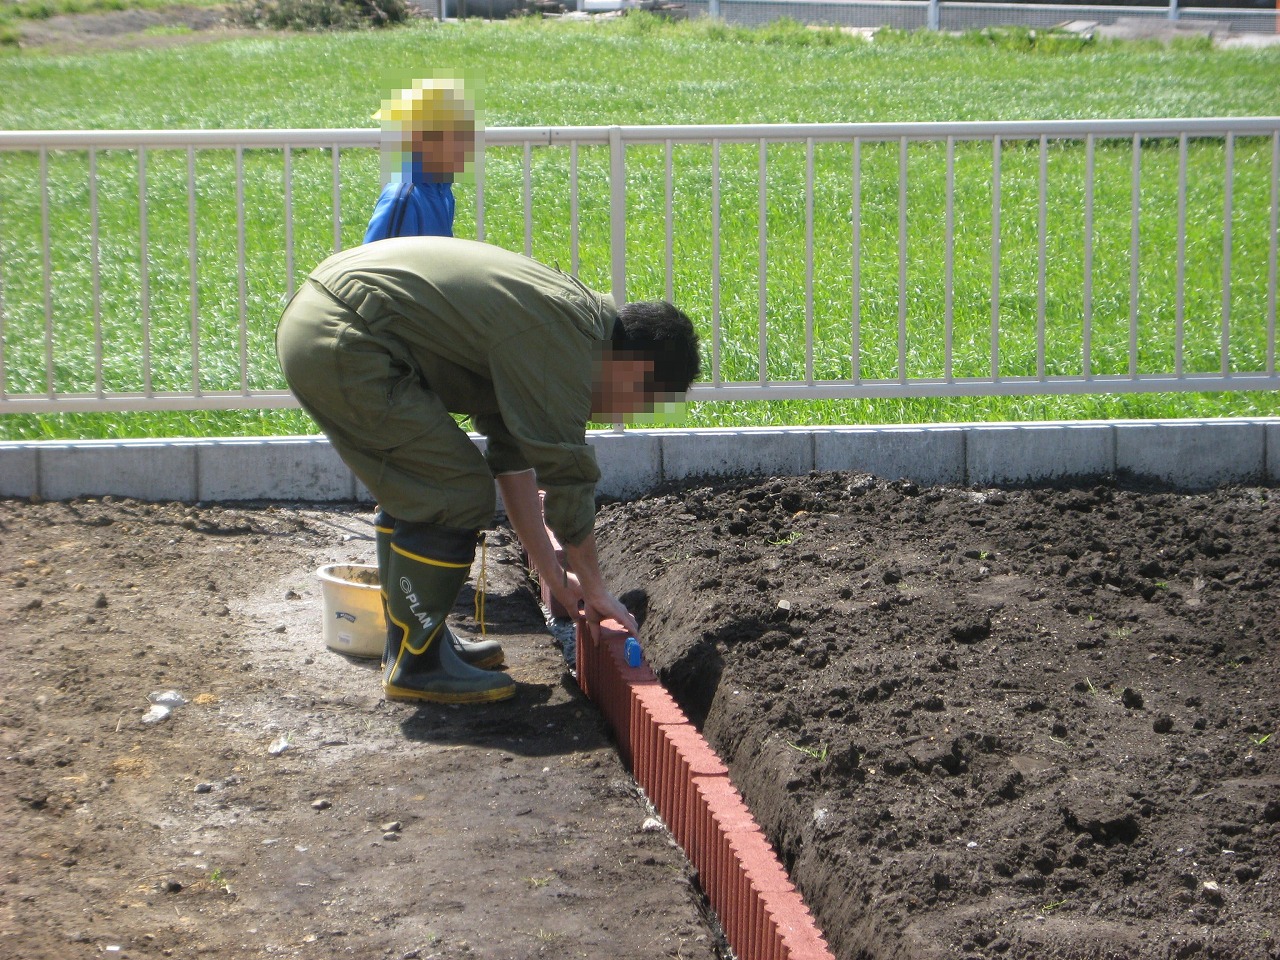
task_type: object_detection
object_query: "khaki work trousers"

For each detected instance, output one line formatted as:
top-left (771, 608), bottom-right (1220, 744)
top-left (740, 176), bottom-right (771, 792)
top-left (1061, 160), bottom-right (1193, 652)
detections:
top-left (275, 279), bottom-right (495, 529)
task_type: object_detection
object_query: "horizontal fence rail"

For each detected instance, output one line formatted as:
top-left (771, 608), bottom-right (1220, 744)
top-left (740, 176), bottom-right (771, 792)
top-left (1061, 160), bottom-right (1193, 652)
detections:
top-left (0, 119), bottom-right (1278, 415)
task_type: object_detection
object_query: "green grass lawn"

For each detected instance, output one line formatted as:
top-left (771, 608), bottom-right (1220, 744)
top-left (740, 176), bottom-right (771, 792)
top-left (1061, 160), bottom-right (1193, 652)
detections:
top-left (1, 15), bottom-right (1279, 440)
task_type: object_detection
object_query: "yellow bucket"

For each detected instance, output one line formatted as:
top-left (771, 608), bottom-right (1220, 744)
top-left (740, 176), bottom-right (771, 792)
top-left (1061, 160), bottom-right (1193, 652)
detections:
top-left (316, 564), bottom-right (385, 659)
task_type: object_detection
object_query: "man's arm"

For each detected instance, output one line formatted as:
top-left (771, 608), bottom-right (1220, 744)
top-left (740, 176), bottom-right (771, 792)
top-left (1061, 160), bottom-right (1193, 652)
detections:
top-left (495, 469), bottom-right (638, 635)
top-left (495, 470), bottom-right (584, 616)
top-left (562, 531), bottom-right (639, 636)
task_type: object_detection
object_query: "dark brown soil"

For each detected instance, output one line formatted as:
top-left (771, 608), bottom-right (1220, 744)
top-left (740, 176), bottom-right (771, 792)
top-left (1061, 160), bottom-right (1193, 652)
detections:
top-left (594, 474), bottom-right (1280, 960)
top-left (2, 474), bottom-right (1278, 960)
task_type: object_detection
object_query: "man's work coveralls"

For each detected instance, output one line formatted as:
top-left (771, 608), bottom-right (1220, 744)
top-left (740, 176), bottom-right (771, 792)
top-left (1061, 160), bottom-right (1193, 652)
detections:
top-left (275, 237), bottom-right (616, 546)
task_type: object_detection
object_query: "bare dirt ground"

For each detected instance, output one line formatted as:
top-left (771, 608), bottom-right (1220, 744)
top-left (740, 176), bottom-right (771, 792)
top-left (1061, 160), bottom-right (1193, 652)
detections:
top-left (11, 5), bottom-right (253, 53)
top-left (3, 473), bottom-right (1277, 960)
top-left (594, 474), bottom-right (1280, 960)
top-left (0, 498), bottom-right (723, 960)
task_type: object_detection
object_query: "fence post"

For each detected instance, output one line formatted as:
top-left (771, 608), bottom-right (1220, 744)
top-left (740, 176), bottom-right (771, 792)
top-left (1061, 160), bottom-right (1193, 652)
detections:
top-left (928, 0), bottom-right (940, 31)
top-left (1168, 0), bottom-right (1179, 21)
top-left (609, 126), bottom-right (626, 306)
top-left (708, 0), bottom-right (720, 19)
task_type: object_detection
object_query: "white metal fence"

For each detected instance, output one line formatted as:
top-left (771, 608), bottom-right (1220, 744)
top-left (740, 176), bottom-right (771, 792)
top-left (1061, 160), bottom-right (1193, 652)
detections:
top-left (434, 0), bottom-right (1280, 35)
top-left (687, 0), bottom-right (1280, 33)
top-left (0, 119), bottom-right (1278, 414)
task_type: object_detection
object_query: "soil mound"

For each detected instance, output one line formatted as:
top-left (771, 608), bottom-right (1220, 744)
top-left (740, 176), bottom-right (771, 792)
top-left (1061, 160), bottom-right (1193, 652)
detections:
top-left (595, 473), bottom-right (1279, 960)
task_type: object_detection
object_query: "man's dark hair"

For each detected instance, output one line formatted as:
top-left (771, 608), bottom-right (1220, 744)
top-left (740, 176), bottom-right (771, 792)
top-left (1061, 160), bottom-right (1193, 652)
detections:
top-left (613, 301), bottom-right (701, 398)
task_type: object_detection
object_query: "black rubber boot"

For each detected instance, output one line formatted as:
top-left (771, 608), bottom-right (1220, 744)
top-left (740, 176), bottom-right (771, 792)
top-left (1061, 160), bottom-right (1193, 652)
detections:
top-left (443, 624), bottom-right (504, 670)
top-left (376, 509), bottom-right (503, 671)
top-left (382, 522), bottom-right (516, 704)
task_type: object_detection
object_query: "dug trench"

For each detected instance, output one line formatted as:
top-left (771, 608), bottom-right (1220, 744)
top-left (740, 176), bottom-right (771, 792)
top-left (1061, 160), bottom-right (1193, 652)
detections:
top-left (1, 472), bottom-right (1277, 960)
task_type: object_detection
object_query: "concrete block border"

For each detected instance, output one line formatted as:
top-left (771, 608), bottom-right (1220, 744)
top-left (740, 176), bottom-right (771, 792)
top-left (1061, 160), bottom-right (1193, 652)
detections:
top-left (2, 418), bottom-right (1276, 502)
top-left (1113, 418), bottom-right (1268, 488)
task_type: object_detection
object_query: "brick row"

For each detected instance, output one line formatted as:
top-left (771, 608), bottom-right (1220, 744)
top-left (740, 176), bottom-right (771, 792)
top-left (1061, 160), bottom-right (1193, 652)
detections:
top-left (575, 615), bottom-right (835, 960)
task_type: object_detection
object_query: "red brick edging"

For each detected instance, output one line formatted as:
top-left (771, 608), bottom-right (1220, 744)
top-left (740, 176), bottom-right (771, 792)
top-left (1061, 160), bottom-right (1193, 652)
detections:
top-left (575, 617), bottom-right (836, 960)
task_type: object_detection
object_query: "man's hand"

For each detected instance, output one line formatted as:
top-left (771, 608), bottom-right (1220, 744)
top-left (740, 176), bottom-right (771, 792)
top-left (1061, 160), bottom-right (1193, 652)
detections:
top-left (496, 470), bottom-right (637, 635)
top-left (550, 568), bottom-right (637, 636)
top-left (581, 587), bottom-right (639, 637)
top-left (563, 532), bottom-right (638, 636)
top-left (549, 567), bottom-right (585, 620)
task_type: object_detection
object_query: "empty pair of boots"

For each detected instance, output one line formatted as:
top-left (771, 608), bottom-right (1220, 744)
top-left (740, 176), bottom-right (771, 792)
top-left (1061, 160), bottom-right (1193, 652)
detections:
top-left (375, 512), bottom-right (515, 704)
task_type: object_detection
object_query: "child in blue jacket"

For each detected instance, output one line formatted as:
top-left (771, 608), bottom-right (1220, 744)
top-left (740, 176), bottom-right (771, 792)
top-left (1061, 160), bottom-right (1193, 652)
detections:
top-left (364, 78), bottom-right (476, 243)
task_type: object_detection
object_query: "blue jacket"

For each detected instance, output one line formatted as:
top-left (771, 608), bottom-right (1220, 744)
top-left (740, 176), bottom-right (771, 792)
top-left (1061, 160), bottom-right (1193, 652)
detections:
top-left (363, 161), bottom-right (455, 243)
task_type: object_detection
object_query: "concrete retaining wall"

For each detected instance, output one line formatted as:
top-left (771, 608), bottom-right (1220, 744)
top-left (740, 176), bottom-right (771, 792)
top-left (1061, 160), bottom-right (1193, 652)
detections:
top-left (2, 418), bottom-right (1277, 502)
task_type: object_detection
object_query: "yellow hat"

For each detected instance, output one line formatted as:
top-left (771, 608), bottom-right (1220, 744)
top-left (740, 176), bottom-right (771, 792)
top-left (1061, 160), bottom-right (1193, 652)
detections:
top-left (373, 78), bottom-right (473, 130)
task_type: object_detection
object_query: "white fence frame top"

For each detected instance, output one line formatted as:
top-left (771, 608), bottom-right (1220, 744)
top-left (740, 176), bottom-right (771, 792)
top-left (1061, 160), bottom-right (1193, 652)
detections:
top-left (0, 118), bottom-right (1277, 414)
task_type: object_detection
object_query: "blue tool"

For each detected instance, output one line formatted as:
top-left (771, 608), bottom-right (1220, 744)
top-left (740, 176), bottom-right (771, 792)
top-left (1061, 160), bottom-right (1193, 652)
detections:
top-left (624, 636), bottom-right (643, 668)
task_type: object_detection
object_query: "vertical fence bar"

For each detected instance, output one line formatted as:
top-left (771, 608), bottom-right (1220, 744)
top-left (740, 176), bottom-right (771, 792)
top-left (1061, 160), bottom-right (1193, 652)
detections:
top-left (522, 140), bottom-right (532, 257)
top-left (1221, 132), bottom-right (1234, 375)
top-left (1175, 134), bottom-right (1188, 376)
top-left (1037, 135), bottom-right (1048, 378)
top-left (187, 145), bottom-right (201, 395)
top-left (991, 136), bottom-right (1001, 381)
top-left (945, 136), bottom-right (955, 381)
top-left (1129, 134), bottom-right (1141, 378)
top-left (758, 139), bottom-right (768, 385)
top-left (89, 147), bottom-right (103, 397)
top-left (711, 138), bottom-right (722, 385)
top-left (284, 146), bottom-right (295, 302)
top-left (609, 127), bottom-right (627, 310)
top-left (40, 148), bottom-right (53, 397)
top-left (851, 138), bottom-right (861, 382)
top-left (898, 137), bottom-right (908, 382)
top-left (475, 129), bottom-right (486, 243)
top-left (523, 142), bottom-right (534, 258)
top-left (1269, 131), bottom-right (1278, 374)
top-left (138, 147), bottom-right (152, 395)
top-left (1083, 133), bottom-right (1095, 379)
top-left (237, 146), bottom-right (249, 393)
top-left (664, 140), bottom-right (674, 302)
top-left (0, 174), bottom-right (7, 399)
top-left (570, 142), bottom-right (581, 277)
top-left (805, 137), bottom-right (816, 385)
top-left (332, 145), bottom-right (343, 253)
